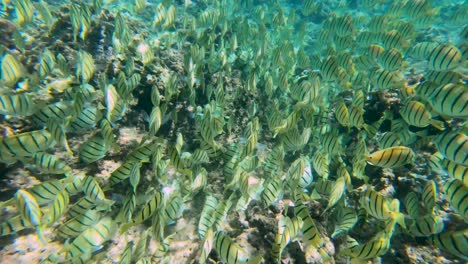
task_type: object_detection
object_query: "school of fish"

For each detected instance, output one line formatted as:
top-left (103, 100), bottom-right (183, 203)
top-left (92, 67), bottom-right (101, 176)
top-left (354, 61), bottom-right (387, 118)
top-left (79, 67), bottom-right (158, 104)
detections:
top-left (0, 0), bottom-right (467, 263)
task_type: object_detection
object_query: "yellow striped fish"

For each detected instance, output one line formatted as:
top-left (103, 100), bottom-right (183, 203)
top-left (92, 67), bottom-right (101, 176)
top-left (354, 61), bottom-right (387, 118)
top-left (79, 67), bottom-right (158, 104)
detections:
top-left (26, 152), bottom-right (72, 174)
top-left (0, 215), bottom-right (31, 237)
top-left (79, 134), bottom-right (111, 164)
top-left (39, 49), bottom-right (56, 78)
top-left (404, 192), bottom-right (421, 218)
top-left (70, 107), bottom-right (101, 132)
top-left (15, 189), bottom-right (45, 242)
top-left (28, 179), bottom-right (65, 206)
top-left (312, 151), bottom-right (329, 179)
top-left (435, 131), bottom-right (468, 166)
top-left (324, 177), bottom-right (346, 212)
top-left (105, 84), bottom-right (126, 123)
top-left (1, 53), bottom-right (24, 86)
top-left (332, 206), bottom-right (358, 238)
top-left (377, 48), bottom-right (403, 71)
top-left (82, 176), bottom-right (108, 203)
top-left (409, 42), bottom-right (438, 60)
top-left (443, 179), bottom-right (468, 222)
top-left (32, 101), bottom-right (73, 125)
top-left (422, 180), bottom-right (437, 213)
top-left (120, 191), bottom-right (164, 233)
top-left (408, 214), bottom-right (444, 237)
top-left (366, 146), bottom-right (415, 168)
top-left (428, 228), bottom-right (468, 261)
top-left (426, 70), bottom-right (462, 86)
top-left (0, 93), bottom-right (40, 117)
top-left (378, 132), bottom-right (401, 149)
top-left (76, 50), bottom-right (95, 83)
top-left (339, 231), bottom-right (391, 260)
top-left (399, 100), bottom-right (445, 130)
top-left (65, 217), bottom-right (116, 260)
top-left (335, 101), bottom-right (350, 127)
top-left (68, 195), bottom-right (96, 218)
top-left (0, 129), bottom-right (54, 161)
top-left (427, 44), bottom-right (462, 71)
top-left (119, 241), bottom-right (133, 264)
top-left (360, 188), bottom-right (405, 228)
top-left (198, 196), bottom-right (218, 240)
top-left (11, 0), bottom-right (34, 26)
top-left (43, 190), bottom-right (69, 225)
top-left (36, 1), bottom-right (54, 29)
top-left (427, 83), bottom-right (468, 118)
top-left (57, 210), bottom-right (100, 239)
top-left (295, 200), bottom-right (324, 248)
top-left (214, 231), bottom-right (262, 264)
top-left (370, 68), bottom-right (403, 90)
top-left (441, 158), bottom-right (468, 187)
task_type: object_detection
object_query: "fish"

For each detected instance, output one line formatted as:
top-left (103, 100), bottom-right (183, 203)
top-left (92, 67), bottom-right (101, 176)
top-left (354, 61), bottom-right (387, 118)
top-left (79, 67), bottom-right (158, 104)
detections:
top-left (428, 228), bottom-right (468, 261)
top-left (214, 231), bottom-right (262, 264)
top-left (427, 83), bottom-right (468, 118)
top-left (43, 190), bottom-right (69, 225)
top-left (28, 180), bottom-right (65, 206)
top-left (427, 44), bottom-right (462, 71)
top-left (39, 49), bottom-right (56, 78)
top-left (117, 192), bottom-right (136, 223)
top-left (32, 101), bottom-right (73, 125)
top-left (70, 106), bottom-right (102, 132)
top-left (409, 42), bottom-right (439, 60)
top-left (120, 191), bottom-right (164, 233)
top-left (110, 160), bottom-right (142, 186)
top-left (332, 206), bottom-right (358, 238)
top-left (76, 50), bottom-right (95, 83)
top-left (15, 189), bottom-right (46, 242)
top-left (0, 215), bottom-right (31, 237)
top-left (366, 146), bottom-right (415, 168)
top-left (25, 152), bottom-right (72, 174)
top-left (441, 158), bottom-right (468, 187)
top-left (426, 70), bottom-right (462, 86)
top-left (129, 161), bottom-right (142, 192)
top-left (324, 177), bottom-right (346, 212)
top-left (408, 214), bottom-right (444, 237)
top-left (377, 48), bottom-right (403, 71)
top-left (0, 129), bottom-right (54, 162)
top-left (36, 1), bottom-right (54, 29)
top-left (359, 188), bottom-right (406, 228)
top-left (404, 192), bottom-right (421, 218)
top-left (294, 199), bottom-right (324, 248)
top-left (442, 179), bottom-right (468, 222)
top-left (119, 241), bottom-right (133, 264)
top-left (0, 93), bottom-right (40, 117)
top-left (1, 53), bottom-right (24, 86)
top-left (11, 0), bottom-right (34, 26)
top-left (399, 100), bottom-right (445, 130)
top-left (64, 217), bottom-right (116, 260)
top-left (435, 131), bottom-right (468, 166)
top-left (57, 210), bottom-right (100, 239)
top-left (335, 101), bottom-right (350, 127)
top-left (312, 151), bottom-right (329, 179)
top-left (78, 134), bottom-right (111, 164)
top-left (82, 176), bottom-right (109, 204)
top-left (422, 180), bottom-right (437, 213)
top-left (105, 84), bottom-right (126, 123)
top-left (378, 132), bottom-right (401, 149)
top-left (339, 230), bottom-right (392, 260)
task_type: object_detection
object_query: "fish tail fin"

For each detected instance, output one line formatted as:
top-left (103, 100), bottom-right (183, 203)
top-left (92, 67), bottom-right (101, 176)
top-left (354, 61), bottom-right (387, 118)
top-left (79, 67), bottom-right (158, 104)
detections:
top-left (430, 119), bottom-right (446, 131)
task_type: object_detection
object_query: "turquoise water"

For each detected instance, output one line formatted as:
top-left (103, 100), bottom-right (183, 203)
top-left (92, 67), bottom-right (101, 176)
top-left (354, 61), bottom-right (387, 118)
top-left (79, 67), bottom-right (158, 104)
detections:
top-left (0, 0), bottom-right (467, 263)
